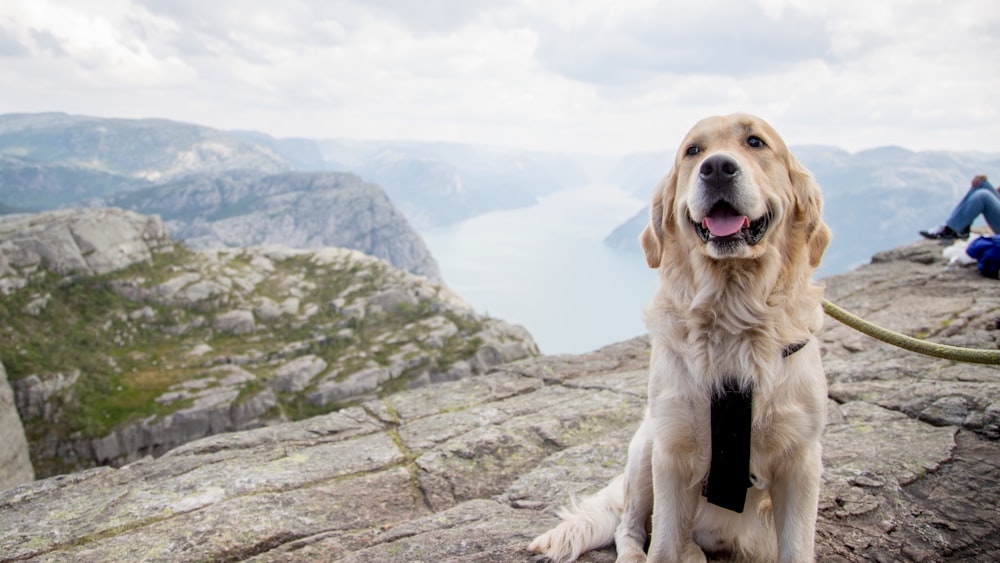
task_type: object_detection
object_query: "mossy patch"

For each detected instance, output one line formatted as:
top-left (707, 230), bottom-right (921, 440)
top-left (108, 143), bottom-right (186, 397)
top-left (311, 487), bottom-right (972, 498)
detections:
top-left (1, 241), bottom-right (523, 477)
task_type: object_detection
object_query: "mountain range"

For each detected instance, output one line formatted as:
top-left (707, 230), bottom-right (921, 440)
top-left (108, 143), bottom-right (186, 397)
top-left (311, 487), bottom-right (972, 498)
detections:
top-left (2, 112), bottom-right (999, 279)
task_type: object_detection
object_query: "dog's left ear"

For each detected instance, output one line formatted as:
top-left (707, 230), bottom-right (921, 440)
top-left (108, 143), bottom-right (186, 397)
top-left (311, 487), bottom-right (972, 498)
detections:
top-left (640, 168), bottom-right (675, 269)
top-left (788, 154), bottom-right (831, 269)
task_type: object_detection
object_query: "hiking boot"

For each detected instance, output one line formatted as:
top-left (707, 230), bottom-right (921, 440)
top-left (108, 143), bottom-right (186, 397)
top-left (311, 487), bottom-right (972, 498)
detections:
top-left (919, 225), bottom-right (964, 240)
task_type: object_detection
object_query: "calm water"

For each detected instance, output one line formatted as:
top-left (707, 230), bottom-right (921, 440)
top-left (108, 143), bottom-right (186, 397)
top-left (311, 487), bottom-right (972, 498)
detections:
top-left (422, 185), bottom-right (658, 355)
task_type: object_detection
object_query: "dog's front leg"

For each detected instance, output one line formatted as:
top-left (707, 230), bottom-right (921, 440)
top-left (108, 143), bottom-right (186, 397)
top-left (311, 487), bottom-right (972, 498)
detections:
top-left (770, 443), bottom-right (822, 562)
top-left (646, 429), bottom-right (706, 563)
top-left (614, 417), bottom-right (654, 563)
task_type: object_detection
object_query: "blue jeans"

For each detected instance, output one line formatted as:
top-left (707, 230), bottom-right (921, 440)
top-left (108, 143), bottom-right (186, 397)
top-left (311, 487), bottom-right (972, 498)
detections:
top-left (945, 184), bottom-right (1000, 233)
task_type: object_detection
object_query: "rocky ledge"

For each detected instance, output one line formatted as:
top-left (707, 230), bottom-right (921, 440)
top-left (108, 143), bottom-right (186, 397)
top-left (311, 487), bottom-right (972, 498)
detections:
top-left (0, 207), bottom-right (170, 293)
top-left (1, 239), bottom-right (998, 562)
top-left (0, 208), bottom-right (537, 479)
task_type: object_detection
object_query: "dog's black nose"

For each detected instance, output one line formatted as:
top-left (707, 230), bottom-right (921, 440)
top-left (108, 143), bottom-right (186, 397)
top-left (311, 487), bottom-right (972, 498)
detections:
top-left (699, 154), bottom-right (741, 186)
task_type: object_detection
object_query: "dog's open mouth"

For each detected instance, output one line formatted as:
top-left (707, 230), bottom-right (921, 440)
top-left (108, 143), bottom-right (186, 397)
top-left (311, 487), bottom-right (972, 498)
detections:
top-left (692, 202), bottom-right (770, 246)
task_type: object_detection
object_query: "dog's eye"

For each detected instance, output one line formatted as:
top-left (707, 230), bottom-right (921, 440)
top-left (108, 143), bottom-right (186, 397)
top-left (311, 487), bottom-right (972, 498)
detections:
top-left (685, 145), bottom-right (701, 156)
top-left (747, 136), bottom-right (766, 148)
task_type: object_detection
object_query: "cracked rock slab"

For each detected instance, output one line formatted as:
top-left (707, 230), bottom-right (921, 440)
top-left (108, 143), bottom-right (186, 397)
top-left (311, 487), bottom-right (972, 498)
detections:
top-left (1, 240), bottom-right (999, 561)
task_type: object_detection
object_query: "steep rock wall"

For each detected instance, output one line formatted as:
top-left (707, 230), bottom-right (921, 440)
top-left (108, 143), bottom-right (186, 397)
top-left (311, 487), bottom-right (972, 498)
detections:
top-left (0, 360), bottom-right (33, 490)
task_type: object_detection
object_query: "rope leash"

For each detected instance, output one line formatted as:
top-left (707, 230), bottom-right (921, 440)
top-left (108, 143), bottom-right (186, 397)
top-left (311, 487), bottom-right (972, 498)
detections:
top-left (822, 299), bottom-right (1000, 366)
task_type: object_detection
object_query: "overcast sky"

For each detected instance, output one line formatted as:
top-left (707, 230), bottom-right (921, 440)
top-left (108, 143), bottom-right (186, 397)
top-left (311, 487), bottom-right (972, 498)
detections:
top-left (1, 0), bottom-right (998, 155)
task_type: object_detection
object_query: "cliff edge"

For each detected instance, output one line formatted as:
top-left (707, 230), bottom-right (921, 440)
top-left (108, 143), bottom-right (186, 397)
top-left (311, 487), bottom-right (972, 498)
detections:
top-left (1, 239), bottom-right (998, 561)
top-left (0, 208), bottom-right (537, 478)
top-left (0, 360), bottom-right (32, 490)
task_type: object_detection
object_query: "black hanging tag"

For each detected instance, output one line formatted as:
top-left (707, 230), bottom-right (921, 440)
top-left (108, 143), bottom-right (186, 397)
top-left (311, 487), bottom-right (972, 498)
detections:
top-left (702, 378), bottom-right (753, 513)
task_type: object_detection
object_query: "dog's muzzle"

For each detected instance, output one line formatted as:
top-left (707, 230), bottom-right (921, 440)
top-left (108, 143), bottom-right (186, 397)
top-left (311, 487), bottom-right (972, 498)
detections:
top-left (689, 154), bottom-right (770, 248)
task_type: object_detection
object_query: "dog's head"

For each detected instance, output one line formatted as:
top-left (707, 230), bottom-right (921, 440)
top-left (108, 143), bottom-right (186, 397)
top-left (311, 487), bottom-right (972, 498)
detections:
top-left (641, 114), bottom-right (830, 272)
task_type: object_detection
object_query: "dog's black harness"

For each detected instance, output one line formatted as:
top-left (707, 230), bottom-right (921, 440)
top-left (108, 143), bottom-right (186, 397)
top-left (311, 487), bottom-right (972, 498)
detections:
top-left (701, 341), bottom-right (808, 513)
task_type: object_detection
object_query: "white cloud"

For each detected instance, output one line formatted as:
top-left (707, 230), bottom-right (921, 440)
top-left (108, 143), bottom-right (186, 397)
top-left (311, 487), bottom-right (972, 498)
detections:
top-left (0, 0), bottom-right (997, 155)
top-left (529, 0), bottom-right (829, 85)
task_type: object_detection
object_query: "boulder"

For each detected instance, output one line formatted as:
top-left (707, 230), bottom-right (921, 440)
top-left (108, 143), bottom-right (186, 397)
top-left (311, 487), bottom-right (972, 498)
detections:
top-left (213, 309), bottom-right (256, 335)
top-left (66, 208), bottom-right (169, 274)
top-left (271, 355), bottom-right (328, 393)
top-left (0, 208), bottom-right (169, 286)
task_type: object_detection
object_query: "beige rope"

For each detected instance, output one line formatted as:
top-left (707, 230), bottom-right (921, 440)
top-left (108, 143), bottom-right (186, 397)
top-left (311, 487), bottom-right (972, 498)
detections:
top-left (822, 299), bottom-right (1000, 366)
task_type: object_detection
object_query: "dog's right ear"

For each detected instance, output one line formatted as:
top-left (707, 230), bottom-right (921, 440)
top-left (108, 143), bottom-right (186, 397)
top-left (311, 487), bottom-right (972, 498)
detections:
top-left (639, 169), bottom-right (674, 269)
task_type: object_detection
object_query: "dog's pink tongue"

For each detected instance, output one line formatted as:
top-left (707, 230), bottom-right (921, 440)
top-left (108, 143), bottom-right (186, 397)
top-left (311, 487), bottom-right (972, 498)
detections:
top-left (703, 214), bottom-right (750, 237)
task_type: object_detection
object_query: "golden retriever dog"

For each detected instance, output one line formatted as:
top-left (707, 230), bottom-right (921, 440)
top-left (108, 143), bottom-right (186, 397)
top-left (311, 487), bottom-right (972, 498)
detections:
top-left (529, 114), bottom-right (831, 562)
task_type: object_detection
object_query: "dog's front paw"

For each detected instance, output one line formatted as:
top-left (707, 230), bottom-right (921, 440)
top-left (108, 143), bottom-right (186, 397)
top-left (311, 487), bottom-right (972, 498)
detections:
top-left (684, 543), bottom-right (709, 563)
top-left (613, 537), bottom-right (647, 563)
top-left (645, 542), bottom-right (707, 563)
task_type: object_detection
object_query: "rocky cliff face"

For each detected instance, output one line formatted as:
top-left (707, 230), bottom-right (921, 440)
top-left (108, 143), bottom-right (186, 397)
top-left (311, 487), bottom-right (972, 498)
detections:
top-left (0, 208), bottom-right (536, 478)
top-left (0, 207), bottom-right (170, 289)
top-left (0, 207), bottom-right (168, 484)
top-left (1, 238), bottom-right (996, 561)
top-left (0, 360), bottom-right (33, 490)
top-left (102, 171), bottom-right (442, 281)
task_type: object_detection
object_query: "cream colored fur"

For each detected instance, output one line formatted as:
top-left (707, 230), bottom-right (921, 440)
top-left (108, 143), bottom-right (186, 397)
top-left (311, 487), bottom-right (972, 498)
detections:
top-left (529, 114), bottom-right (831, 563)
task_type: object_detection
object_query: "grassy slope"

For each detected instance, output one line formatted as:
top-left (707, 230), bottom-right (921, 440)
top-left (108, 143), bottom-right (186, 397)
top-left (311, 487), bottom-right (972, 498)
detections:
top-left (1, 242), bottom-right (489, 475)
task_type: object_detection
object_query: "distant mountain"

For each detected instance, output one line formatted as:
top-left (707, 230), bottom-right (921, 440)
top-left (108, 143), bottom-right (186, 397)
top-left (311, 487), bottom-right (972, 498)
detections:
top-left (309, 139), bottom-right (590, 229)
top-left (230, 130), bottom-right (332, 171)
top-left (6, 112), bottom-right (998, 280)
top-left (0, 112), bottom-right (290, 182)
top-left (0, 153), bottom-right (146, 210)
top-left (604, 145), bottom-right (1000, 276)
top-left (0, 113), bottom-right (442, 278)
top-left (102, 171), bottom-right (442, 281)
top-left (605, 207), bottom-right (649, 254)
top-left (0, 113), bottom-right (592, 277)
top-left (228, 133), bottom-right (594, 228)
top-left (1, 113), bottom-right (591, 230)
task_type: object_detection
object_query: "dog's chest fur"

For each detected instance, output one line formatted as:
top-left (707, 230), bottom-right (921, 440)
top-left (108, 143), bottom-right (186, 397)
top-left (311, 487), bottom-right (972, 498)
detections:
top-left (653, 302), bottom-right (781, 387)
top-left (648, 298), bottom-right (823, 484)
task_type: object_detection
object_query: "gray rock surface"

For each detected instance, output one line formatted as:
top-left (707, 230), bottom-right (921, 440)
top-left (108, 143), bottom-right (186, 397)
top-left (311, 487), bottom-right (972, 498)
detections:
top-left (0, 360), bottom-right (33, 490)
top-left (102, 171), bottom-right (443, 281)
top-left (213, 309), bottom-right (256, 335)
top-left (0, 239), bottom-right (997, 561)
top-left (0, 210), bottom-right (537, 478)
top-left (0, 208), bottom-right (170, 293)
top-left (821, 241), bottom-right (1000, 441)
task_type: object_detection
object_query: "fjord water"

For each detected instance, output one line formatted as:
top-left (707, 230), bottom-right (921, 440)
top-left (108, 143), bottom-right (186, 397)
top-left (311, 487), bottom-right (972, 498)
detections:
top-left (422, 185), bottom-right (658, 355)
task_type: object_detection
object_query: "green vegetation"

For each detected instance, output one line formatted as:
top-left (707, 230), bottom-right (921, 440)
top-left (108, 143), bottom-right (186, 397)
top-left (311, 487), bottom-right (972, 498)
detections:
top-left (0, 264), bottom-right (203, 439)
top-left (1, 241), bottom-right (514, 477)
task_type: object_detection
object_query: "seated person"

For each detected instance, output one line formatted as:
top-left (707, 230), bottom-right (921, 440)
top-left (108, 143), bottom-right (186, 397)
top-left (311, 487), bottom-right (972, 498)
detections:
top-left (920, 174), bottom-right (1000, 240)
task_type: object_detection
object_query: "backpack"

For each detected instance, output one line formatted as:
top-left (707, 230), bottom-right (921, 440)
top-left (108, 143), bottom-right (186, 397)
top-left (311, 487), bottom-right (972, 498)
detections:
top-left (966, 234), bottom-right (1000, 279)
